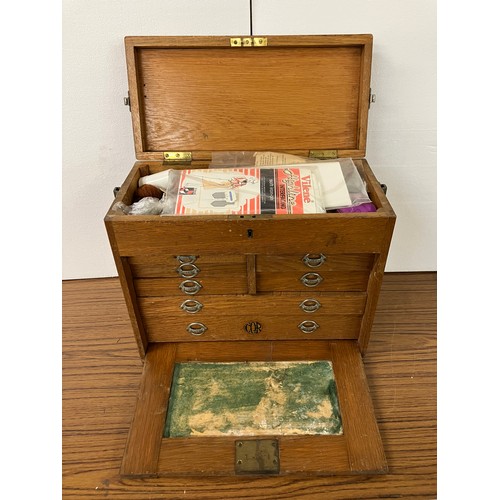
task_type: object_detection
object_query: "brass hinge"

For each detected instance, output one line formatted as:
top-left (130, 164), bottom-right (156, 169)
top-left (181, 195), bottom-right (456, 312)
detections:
top-left (309, 150), bottom-right (338, 160)
top-left (163, 151), bottom-right (192, 164)
top-left (230, 37), bottom-right (267, 47)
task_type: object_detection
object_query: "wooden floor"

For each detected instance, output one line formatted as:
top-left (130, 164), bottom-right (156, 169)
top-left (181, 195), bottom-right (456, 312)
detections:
top-left (62, 272), bottom-right (436, 499)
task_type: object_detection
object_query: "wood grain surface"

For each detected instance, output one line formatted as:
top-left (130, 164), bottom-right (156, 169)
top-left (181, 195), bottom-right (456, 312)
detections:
top-left (62, 272), bottom-right (436, 498)
top-left (124, 35), bottom-right (372, 160)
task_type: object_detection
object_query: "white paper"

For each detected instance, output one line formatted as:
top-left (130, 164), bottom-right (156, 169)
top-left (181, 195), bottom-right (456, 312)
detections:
top-left (138, 170), bottom-right (171, 190)
top-left (310, 161), bottom-right (351, 209)
top-left (253, 151), bottom-right (308, 166)
top-left (253, 154), bottom-right (351, 209)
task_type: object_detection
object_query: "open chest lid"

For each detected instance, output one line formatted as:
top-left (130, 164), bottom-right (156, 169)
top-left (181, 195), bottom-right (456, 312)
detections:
top-left (124, 35), bottom-right (373, 162)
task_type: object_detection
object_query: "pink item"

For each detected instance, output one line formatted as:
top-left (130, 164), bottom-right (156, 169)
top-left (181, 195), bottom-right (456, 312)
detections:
top-left (336, 202), bottom-right (377, 213)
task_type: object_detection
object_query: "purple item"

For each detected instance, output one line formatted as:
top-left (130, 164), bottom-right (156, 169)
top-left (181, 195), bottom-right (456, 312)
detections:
top-left (335, 202), bottom-right (377, 213)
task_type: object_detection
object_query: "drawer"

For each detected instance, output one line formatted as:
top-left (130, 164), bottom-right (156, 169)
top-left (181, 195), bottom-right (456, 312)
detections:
top-left (139, 292), bottom-right (367, 318)
top-left (129, 254), bottom-right (246, 278)
top-left (256, 253), bottom-right (372, 292)
top-left (256, 253), bottom-right (374, 273)
top-left (257, 271), bottom-right (370, 292)
top-left (141, 312), bottom-right (361, 342)
top-left (134, 276), bottom-right (248, 296)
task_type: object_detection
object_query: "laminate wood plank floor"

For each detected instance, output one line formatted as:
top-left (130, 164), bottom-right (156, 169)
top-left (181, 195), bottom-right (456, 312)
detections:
top-left (62, 272), bottom-right (436, 499)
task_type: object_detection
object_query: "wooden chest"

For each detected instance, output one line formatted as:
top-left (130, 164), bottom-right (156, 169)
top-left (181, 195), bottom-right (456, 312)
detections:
top-left (105, 35), bottom-right (396, 477)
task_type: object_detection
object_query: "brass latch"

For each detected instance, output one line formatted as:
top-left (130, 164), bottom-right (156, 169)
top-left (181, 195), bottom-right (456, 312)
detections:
top-left (163, 151), bottom-right (192, 164)
top-left (230, 37), bottom-right (267, 47)
top-left (309, 150), bottom-right (338, 160)
top-left (235, 439), bottom-right (279, 475)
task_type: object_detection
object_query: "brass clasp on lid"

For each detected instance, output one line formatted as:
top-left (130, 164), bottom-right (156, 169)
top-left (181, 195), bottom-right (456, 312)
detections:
top-left (230, 37), bottom-right (267, 47)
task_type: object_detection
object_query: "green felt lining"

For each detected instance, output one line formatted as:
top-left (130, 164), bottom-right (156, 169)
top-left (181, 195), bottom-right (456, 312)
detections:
top-left (164, 361), bottom-right (343, 437)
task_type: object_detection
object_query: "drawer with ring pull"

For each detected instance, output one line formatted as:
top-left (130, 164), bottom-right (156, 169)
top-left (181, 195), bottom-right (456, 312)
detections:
top-left (256, 270), bottom-right (370, 292)
top-left (141, 312), bottom-right (361, 342)
top-left (138, 292), bottom-right (366, 317)
top-left (134, 275), bottom-right (248, 296)
top-left (256, 253), bottom-right (374, 273)
top-left (255, 254), bottom-right (372, 292)
top-left (138, 293), bottom-right (366, 342)
top-left (128, 254), bottom-right (246, 278)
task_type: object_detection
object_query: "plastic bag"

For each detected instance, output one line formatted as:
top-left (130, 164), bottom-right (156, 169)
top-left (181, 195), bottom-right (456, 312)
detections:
top-left (118, 151), bottom-right (372, 216)
top-left (159, 165), bottom-right (325, 216)
top-left (112, 194), bottom-right (169, 215)
top-left (210, 151), bottom-right (371, 209)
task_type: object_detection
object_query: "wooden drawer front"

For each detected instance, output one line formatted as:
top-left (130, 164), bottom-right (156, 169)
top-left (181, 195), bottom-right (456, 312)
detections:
top-left (257, 271), bottom-right (369, 292)
top-left (109, 216), bottom-right (391, 256)
top-left (134, 276), bottom-right (248, 296)
top-left (256, 253), bottom-right (372, 292)
top-left (256, 253), bottom-right (374, 273)
top-left (139, 293), bottom-right (365, 341)
top-left (139, 292), bottom-right (366, 318)
top-left (129, 254), bottom-right (246, 278)
top-left (141, 312), bottom-right (361, 342)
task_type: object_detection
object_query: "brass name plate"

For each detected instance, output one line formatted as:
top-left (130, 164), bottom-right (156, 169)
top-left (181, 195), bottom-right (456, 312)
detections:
top-left (235, 439), bottom-right (279, 475)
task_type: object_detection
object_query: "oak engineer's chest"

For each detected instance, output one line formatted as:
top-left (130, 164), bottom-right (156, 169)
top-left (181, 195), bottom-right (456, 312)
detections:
top-left (105, 34), bottom-right (396, 477)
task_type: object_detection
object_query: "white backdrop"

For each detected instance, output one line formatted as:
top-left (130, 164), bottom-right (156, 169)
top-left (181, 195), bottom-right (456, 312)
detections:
top-left (62, 0), bottom-right (436, 279)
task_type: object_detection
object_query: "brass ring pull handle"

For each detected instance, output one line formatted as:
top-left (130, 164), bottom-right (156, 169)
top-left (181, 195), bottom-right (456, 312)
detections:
top-left (179, 279), bottom-right (203, 295)
top-left (299, 298), bottom-right (322, 313)
top-left (298, 320), bottom-right (320, 334)
top-left (180, 299), bottom-right (204, 314)
top-left (300, 272), bottom-right (323, 287)
top-left (176, 255), bottom-right (197, 264)
top-left (302, 253), bottom-right (326, 268)
top-left (186, 322), bottom-right (207, 336)
top-left (176, 263), bottom-right (200, 278)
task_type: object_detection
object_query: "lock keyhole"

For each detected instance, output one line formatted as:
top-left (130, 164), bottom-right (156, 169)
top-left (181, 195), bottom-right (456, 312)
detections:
top-left (247, 229), bottom-right (254, 239)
